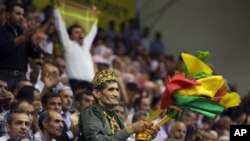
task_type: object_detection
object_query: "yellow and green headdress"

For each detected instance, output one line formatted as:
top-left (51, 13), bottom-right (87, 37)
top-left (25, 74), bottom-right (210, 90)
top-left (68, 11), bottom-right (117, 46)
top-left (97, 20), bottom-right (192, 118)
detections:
top-left (92, 70), bottom-right (118, 89)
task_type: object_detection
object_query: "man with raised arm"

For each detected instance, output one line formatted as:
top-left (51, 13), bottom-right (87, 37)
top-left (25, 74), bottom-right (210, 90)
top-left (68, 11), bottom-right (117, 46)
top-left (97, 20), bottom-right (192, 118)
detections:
top-left (53, 4), bottom-right (98, 93)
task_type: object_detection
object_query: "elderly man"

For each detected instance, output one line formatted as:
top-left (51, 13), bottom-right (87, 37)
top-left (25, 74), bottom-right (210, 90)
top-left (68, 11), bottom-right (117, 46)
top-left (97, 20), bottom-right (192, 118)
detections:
top-left (167, 121), bottom-right (187, 141)
top-left (79, 70), bottom-right (159, 141)
top-left (35, 110), bottom-right (63, 141)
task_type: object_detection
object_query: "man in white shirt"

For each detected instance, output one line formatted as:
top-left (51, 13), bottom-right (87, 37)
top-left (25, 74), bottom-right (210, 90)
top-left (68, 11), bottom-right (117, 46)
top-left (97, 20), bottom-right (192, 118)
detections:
top-left (53, 8), bottom-right (98, 93)
top-left (35, 110), bottom-right (63, 141)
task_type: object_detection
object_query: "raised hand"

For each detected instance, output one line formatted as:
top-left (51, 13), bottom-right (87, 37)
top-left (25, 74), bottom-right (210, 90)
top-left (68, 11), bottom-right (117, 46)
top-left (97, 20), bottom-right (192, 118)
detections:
top-left (22, 19), bottom-right (40, 39)
top-left (41, 64), bottom-right (60, 89)
top-left (145, 124), bottom-right (160, 138)
top-left (0, 88), bottom-right (14, 105)
top-left (91, 5), bottom-right (100, 17)
top-left (127, 120), bottom-right (152, 134)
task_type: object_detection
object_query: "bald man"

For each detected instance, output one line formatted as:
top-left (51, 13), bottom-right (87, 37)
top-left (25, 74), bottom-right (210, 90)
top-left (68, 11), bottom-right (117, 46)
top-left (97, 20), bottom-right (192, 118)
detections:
top-left (167, 121), bottom-right (187, 141)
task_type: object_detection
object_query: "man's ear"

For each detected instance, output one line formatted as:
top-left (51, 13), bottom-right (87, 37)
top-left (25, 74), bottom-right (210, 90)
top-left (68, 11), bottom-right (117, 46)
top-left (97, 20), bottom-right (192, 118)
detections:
top-left (93, 89), bottom-right (101, 99)
top-left (43, 120), bottom-right (48, 129)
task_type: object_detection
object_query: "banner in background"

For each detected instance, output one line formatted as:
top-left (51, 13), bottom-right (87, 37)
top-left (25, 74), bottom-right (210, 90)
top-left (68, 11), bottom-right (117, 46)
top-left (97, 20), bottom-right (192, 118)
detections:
top-left (33, 0), bottom-right (136, 32)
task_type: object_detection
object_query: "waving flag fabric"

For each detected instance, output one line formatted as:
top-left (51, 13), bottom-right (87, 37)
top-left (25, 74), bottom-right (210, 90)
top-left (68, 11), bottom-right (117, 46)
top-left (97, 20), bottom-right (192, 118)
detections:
top-left (160, 51), bottom-right (241, 119)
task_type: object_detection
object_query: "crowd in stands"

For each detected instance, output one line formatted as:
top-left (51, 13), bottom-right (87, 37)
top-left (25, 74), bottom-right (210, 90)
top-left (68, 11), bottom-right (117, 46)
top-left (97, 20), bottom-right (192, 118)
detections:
top-left (0, 0), bottom-right (250, 141)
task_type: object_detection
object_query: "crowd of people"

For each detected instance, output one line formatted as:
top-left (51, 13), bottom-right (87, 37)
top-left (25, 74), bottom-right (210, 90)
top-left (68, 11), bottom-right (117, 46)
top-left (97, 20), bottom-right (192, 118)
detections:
top-left (0, 0), bottom-right (250, 141)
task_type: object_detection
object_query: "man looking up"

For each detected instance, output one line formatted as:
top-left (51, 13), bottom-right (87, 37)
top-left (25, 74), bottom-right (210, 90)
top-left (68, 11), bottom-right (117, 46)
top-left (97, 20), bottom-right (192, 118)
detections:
top-left (53, 5), bottom-right (98, 93)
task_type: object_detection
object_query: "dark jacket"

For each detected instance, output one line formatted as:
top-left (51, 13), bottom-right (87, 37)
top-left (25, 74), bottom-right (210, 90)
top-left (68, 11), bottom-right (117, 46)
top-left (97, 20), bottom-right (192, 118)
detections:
top-left (0, 23), bottom-right (41, 72)
top-left (78, 104), bottom-right (129, 141)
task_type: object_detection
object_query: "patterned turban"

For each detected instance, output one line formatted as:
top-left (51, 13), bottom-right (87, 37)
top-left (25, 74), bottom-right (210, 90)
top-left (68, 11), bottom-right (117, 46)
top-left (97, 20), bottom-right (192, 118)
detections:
top-left (92, 70), bottom-right (118, 89)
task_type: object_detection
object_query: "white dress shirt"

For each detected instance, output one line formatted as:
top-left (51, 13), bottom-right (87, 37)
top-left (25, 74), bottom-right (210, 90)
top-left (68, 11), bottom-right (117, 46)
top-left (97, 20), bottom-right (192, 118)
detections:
top-left (54, 9), bottom-right (98, 82)
top-left (35, 131), bottom-right (56, 141)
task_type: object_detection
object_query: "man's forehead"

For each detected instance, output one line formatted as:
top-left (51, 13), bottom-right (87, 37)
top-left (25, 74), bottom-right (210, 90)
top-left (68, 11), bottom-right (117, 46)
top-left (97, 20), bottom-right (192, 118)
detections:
top-left (60, 89), bottom-right (73, 96)
top-left (0, 80), bottom-right (7, 86)
top-left (51, 112), bottom-right (63, 119)
top-left (13, 6), bottom-right (24, 12)
top-left (18, 103), bottom-right (34, 110)
top-left (106, 82), bottom-right (118, 88)
top-left (13, 113), bottom-right (30, 120)
top-left (82, 94), bottom-right (94, 98)
top-left (72, 27), bottom-right (82, 31)
top-left (48, 97), bottom-right (61, 102)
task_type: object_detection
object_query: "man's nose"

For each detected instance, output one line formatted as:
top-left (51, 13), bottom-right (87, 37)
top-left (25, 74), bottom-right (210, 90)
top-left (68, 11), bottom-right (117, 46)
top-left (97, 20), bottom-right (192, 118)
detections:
top-left (55, 104), bottom-right (61, 111)
top-left (21, 123), bottom-right (28, 130)
top-left (69, 97), bottom-right (73, 103)
top-left (59, 121), bottom-right (64, 128)
top-left (113, 90), bottom-right (119, 97)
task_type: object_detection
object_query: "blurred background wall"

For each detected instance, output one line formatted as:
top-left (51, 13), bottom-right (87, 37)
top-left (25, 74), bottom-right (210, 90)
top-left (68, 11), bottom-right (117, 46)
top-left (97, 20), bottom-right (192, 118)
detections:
top-left (138, 0), bottom-right (250, 96)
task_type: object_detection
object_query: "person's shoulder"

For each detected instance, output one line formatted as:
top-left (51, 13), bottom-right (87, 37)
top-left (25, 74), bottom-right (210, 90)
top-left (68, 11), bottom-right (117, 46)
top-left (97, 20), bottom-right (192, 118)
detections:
top-left (0, 23), bottom-right (7, 31)
top-left (81, 104), bottom-right (99, 115)
top-left (34, 131), bottom-right (43, 141)
top-left (0, 134), bottom-right (9, 140)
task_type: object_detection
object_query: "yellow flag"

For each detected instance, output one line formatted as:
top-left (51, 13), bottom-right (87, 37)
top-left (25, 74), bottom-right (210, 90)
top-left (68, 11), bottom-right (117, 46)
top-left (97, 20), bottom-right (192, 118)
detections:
top-left (33, 0), bottom-right (98, 33)
top-left (181, 52), bottom-right (213, 76)
top-left (33, 0), bottom-right (136, 32)
top-left (177, 75), bottom-right (225, 98)
top-left (58, 0), bottom-right (98, 33)
top-left (220, 92), bottom-right (241, 108)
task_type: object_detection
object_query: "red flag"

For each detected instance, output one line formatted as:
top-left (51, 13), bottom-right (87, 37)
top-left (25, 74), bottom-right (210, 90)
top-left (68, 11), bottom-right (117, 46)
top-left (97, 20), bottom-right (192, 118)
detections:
top-left (160, 72), bottom-right (200, 109)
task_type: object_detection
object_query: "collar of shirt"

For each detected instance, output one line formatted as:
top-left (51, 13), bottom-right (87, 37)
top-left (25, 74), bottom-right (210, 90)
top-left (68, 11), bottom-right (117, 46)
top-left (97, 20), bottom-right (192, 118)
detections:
top-left (61, 111), bottom-right (72, 128)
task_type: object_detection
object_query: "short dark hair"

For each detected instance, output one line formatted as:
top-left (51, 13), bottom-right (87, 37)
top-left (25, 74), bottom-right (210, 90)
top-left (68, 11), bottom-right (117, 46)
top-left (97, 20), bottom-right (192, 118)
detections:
top-left (132, 110), bottom-right (148, 123)
top-left (10, 100), bottom-right (32, 112)
top-left (75, 90), bottom-right (93, 102)
top-left (38, 111), bottom-right (51, 131)
top-left (67, 24), bottom-right (83, 36)
top-left (6, 2), bottom-right (23, 12)
top-left (41, 91), bottom-right (60, 105)
top-left (165, 54), bottom-right (175, 62)
top-left (134, 96), bottom-right (146, 109)
top-left (126, 82), bottom-right (140, 94)
top-left (7, 109), bottom-right (29, 125)
top-left (75, 81), bottom-right (93, 93)
top-left (16, 86), bottom-right (36, 103)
